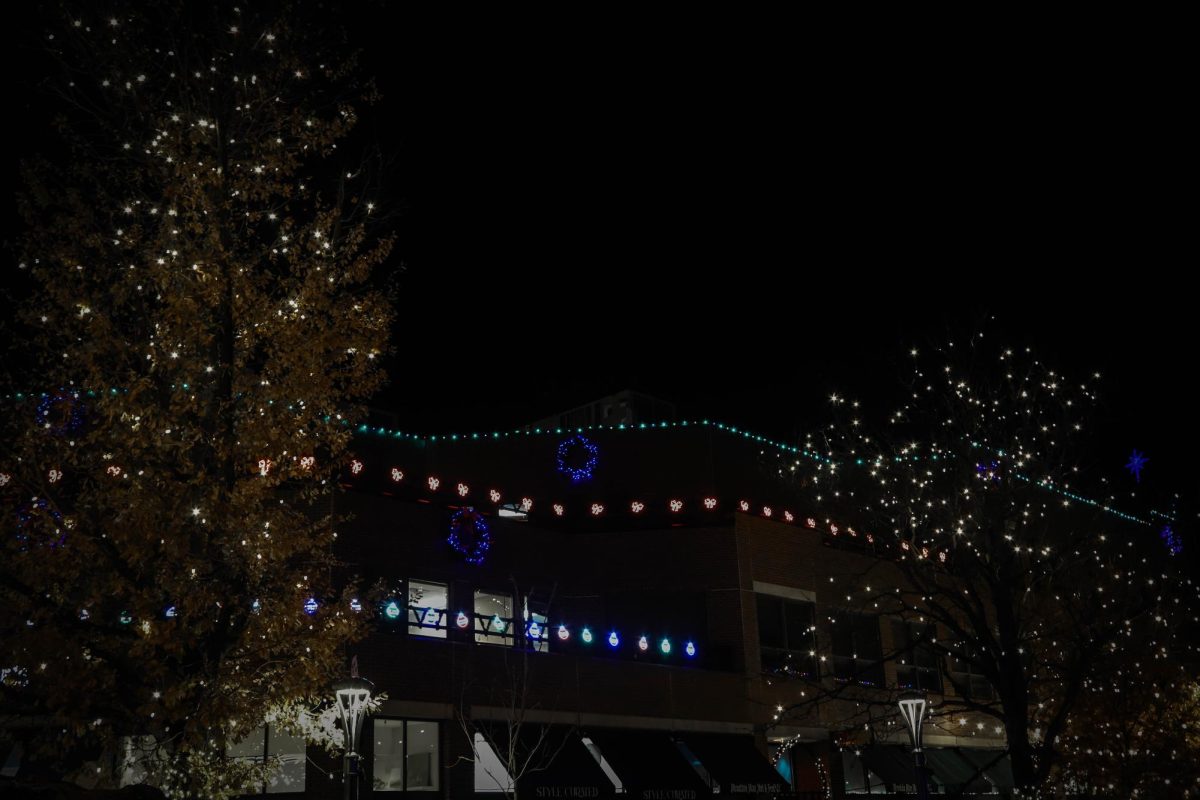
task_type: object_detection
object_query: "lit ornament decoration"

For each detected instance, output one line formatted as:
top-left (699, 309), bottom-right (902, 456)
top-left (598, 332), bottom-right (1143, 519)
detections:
top-left (15, 498), bottom-right (65, 549)
top-left (300, 456), bottom-right (315, 470)
top-left (762, 506), bottom-right (773, 518)
top-left (830, 524), bottom-right (839, 535)
top-left (383, 600), bottom-right (401, 621)
top-left (660, 638), bottom-right (671, 654)
top-left (350, 598), bottom-right (363, 613)
top-left (608, 631), bottom-right (620, 648)
top-left (303, 597), bottom-right (319, 615)
top-left (258, 458), bottom-right (273, 477)
top-left (557, 624), bottom-right (570, 641)
top-left (457, 482), bottom-right (470, 497)
top-left (1161, 524), bottom-right (1183, 555)
top-left (79, 609), bottom-right (90, 621)
top-left (106, 465), bottom-right (122, 477)
top-left (48, 469), bottom-right (63, 484)
top-left (119, 611), bottom-right (133, 625)
top-left (447, 507), bottom-right (491, 565)
top-left (938, 551), bottom-right (948, 563)
top-left (36, 391), bottom-right (85, 435)
top-left (350, 459), bottom-right (364, 475)
top-left (739, 500), bottom-right (750, 512)
top-left (528, 621), bottom-right (541, 639)
top-left (557, 434), bottom-right (599, 482)
top-left (685, 641), bottom-right (697, 657)
top-left (0, 473), bottom-right (10, 487)
top-left (251, 599), bottom-right (261, 614)
top-left (1124, 449), bottom-right (1149, 483)
top-left (703, 497), bottom-right (717, 510)
top-left (582, 627), bottom-right (594, 644)
top-left (456, 611), bottom-right (469, 629)
top-left (492, 614), bottom-right (505, 632)
top-left (806, 518), bottom-right (817, 528)
top-left (847, 527), bottom-right (857, 537)
top-left (164, 606), bottom-right (177, 619)
top-left (784, 511), bottom-right (794, 522)
top-left (489, 489), bottom-right (501, 503)
top-left (591, 503), bottom-right (604, 516)
top-left (427, 476), bottom-right (440, 491)
top-left (631, 501), bottom-right (645, 514)
top-left (669, 499), bottom-right (683, 512)
top-left (638, 635), bottom-right (649, 652)
top-left (390, 467), bottom-right (404, 482)
top-left (553, 504), bottom-right (564, 517)
top-left (520, 497), bottom-right (533, 512)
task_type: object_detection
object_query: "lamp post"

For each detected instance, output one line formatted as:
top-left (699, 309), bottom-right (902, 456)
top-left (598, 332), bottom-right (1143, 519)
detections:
top-left (897, 691), bottom-right (931, 800)
top-left (334, 657), bottom-right (375, 800)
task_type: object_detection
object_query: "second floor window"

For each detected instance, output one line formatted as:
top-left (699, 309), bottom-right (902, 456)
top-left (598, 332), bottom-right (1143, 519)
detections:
top-left (474, 589), bottom-right (514, 645)
top-left (756, 594), bottom-right (819, 679)
top-left (892, 621), bottom-right (942, 693)
top-left (830, 612), bottom-right (884, 686)
top-left (948, 642), bottom-right (995, 701)
top-left (408, 580), bottom-right (448, 639)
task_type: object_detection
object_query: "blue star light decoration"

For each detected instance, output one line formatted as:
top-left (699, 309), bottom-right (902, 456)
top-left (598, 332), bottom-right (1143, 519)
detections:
top-left (557, 434), bottom-right (599, 482)
top-left (1124, 449), bottom-right (1148, 483)
top-left (1161, 525), bottom-right (1182, 556)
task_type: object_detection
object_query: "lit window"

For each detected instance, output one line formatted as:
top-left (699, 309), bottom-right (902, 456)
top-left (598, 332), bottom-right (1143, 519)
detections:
top-left (474, 590), bottom-right (513, 645)
top-left (373, 719), bottom-right (440, 792)
top-left (473, 731), bottom-right (513, 793)
top-left (408, 580), bottom-right (448, 639)
top-left (226, 725), bottom-right (306, 794)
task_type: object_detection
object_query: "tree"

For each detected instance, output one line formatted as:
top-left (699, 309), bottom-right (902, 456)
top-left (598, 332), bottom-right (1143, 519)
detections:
top-left (767, 337), bottom-right (1197, 796)
top-left (1, 2), bottom-right (393, 795)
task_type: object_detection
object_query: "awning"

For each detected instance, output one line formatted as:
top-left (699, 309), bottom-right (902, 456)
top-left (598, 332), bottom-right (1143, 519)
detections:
top-left (956, 748), bottom-right (1015, 791)
top-left (677, 733), bottom-right (789, 796)
top-left (507, 726), bottom-right (617, 798)
top-left (586, 728), bottom-right (709, 798)
top-left (924, 748), bottom-right (993, 794)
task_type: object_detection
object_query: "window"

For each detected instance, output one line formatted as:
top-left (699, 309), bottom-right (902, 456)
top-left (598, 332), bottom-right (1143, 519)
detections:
top-left (408, 580), bottom-right (448, 639)
top-left (226, 725), bottom-right (306, 794)
top-left (373, 719), bottom-right (440, 792)
top-left (892, 621), bottom-right (942, 693)
top-left (830, 612), bottom-right (884, 686)
top-left (474, 732), bottom-right (514, 793)
top-left (948, 642), bottom-right (995, 701)
top-left (756, 594), bottom-right (819, 679)
top-left (474, 589), bottom-right (514, 645)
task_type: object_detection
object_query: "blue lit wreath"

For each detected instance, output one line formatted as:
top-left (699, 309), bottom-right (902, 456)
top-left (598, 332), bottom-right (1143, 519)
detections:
top-left (447, 507), bottom-right (491, 565)
top-left (556, 435), bottom-right (599, 482)
top-left (15, 498), bottom-right (66, 550)
top-left (36, 391), bottom-right (86, 436)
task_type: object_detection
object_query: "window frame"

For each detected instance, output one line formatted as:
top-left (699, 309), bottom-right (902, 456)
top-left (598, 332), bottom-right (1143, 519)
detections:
top-left (891, 620), bottom-right (943, 693)
top-left (371, 717), bottom-right (441, 793)
top-left (755, 593), bottom-right (820, 679)
top-left (829, 610), bottom-right (885, 687)
top-left (407, 579), bottom-right (449, 639)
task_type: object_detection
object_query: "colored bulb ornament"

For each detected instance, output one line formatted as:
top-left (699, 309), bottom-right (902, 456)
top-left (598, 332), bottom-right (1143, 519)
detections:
top-left (660, 638), bottom-right (671, 654)
top-left (119, 611), bottom-right (133, 625)
top-left (456, 611), bottom-right (470, 629)
top-left (447, 507), bottom-right (492, 566)
top-left (303, 597), bottom-right (319, 615)
top-left (492, 614), bottom-right (505, 632)
top-left (164, 605), bottom-right (177, 619)
top-left (581, 627), bottom-right (594, 644)
top-left (528, 621), bottom-right (542, 639)
top-left (350, 598), bottom-right (363, 613)
top-left (251, 599), bottom-right (261, 614)
top-left (557, 434), bottom-right (599, 482)
top-left (608, 631), bottom-right (620, 648)
top-left (685, 641), bottom-right (696, 657)
top-left (383, 600), bottom-right (401, 620)
top-left (557, 624), bottom-right (570, 641)
top-left (36, 390), bottom-right (86, 436)
top-left (638, 635), bottom-right (649, 652)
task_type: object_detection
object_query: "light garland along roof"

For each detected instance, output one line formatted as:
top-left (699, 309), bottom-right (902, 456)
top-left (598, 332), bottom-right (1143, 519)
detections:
top-left (351, 417), bottom-right (1172, 529)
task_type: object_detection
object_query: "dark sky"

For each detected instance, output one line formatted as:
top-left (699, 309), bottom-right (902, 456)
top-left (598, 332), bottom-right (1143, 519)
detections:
top-left (7, 6), bottom-right (1194, 534)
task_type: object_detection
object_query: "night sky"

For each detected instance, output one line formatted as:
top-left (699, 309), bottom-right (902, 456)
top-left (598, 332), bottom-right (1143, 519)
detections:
top-left (6, 6), bottom-right (1194, 539)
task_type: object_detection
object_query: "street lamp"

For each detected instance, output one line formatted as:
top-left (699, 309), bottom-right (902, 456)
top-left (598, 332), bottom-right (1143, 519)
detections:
top-left (334, 657), bottom-right (375, 800)
top-left (897, 691), bottom-right (930, 800)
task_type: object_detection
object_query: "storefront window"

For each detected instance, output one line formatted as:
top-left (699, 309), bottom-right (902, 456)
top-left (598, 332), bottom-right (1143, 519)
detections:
top-left (373, 719), bottom-right (440, 792)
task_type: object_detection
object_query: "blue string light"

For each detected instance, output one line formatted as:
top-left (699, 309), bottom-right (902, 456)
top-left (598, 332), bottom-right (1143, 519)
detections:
top-left (447, 507), bottom-right (491, 565)
top-left (557, 434), bottom-right (599, 482)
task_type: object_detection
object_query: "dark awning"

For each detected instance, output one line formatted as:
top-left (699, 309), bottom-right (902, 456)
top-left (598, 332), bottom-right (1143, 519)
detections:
top-left (585, 728), bottom-right (709, 797)
top-left (509, 726), bottom-right (617, 798)
top-left (859, 746), bottom-right (922, 793)
top-left (956, 748), bottom-right (1015, 790)
top-left (924, 748), bottom-right (993, 793)
top-left (677, 733), bottom-right (789, 796)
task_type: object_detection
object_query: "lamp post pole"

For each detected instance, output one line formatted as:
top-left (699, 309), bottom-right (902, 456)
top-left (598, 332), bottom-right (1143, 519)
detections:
top-left (334, 657), bottom-right (375, 800)
top-left (898, 691), bottom-right (931, 800)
